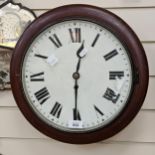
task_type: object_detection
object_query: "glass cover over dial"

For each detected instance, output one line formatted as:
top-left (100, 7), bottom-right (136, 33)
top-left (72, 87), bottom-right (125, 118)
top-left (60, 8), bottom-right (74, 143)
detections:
top-left (22, 20), bottom-right (133, 132)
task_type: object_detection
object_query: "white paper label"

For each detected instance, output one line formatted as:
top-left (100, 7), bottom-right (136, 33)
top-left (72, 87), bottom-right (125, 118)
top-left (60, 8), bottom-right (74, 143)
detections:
top-left (47, 54), bottom-right (58, 66)
top-left (68, 120), bottom-right (83, 129)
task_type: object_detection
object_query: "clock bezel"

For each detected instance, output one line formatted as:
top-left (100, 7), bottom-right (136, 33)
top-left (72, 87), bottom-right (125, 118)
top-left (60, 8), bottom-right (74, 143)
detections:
top-left (10, 4), bottom-right (149, 144)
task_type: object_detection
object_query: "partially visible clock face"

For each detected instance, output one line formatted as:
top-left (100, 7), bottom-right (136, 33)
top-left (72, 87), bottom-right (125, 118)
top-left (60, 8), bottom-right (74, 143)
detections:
top-left (22, 20), bottom-right (133, 132)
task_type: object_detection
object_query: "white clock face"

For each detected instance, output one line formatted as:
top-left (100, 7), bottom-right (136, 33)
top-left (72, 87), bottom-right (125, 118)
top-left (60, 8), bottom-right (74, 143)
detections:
top-left (22, 20), bottom-right (133, 132)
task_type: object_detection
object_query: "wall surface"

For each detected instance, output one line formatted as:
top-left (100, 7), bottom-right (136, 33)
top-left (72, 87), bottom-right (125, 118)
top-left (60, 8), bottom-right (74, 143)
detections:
top-left (0, 0), bottom-right (155, 154)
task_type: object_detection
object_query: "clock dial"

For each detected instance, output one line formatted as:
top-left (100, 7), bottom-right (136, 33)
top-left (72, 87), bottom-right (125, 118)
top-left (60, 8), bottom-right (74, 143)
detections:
top-left (22, 20), bottom-right (133, 132)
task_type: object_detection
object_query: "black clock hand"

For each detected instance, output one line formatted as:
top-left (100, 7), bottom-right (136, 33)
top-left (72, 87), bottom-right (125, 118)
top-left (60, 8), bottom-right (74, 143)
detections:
top-left (76, 40), bottom-right (85, 72)
top-left (73, 79), bottom-right (79, 120)
top-left (73, 41), bottom-right (85, 120)
top-left (76, 59), bottom-right (81, 73)
top-left (77, 40), bottom-right (85, 58)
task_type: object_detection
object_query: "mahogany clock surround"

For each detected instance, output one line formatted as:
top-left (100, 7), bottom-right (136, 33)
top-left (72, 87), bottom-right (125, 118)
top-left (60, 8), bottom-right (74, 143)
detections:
top-left (10, 5), bottom-right (149, 144)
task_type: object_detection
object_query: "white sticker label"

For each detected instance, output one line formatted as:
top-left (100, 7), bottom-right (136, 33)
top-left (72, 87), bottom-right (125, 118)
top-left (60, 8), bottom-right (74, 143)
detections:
top-left (47, 54), bottom-right (58, 66)
top-left (68, 120), bottom-right (83, 129)
top-left (79, 49), bottom-right (88, 57)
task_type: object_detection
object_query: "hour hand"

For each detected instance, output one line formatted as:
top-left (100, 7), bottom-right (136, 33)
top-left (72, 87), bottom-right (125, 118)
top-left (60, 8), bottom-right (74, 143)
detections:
top-left (77, 40), bottom-right (87, 58)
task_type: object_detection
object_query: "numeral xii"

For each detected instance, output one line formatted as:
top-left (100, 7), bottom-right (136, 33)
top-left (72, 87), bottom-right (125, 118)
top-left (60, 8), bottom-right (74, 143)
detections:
top-left (69, 28), bottom-right (81, 43)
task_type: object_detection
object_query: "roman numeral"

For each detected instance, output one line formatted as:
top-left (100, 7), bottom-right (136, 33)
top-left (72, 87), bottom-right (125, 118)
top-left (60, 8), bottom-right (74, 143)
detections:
top-left (94, 105), bottom-right (104, 116)
top-left (103, 88), bottom-right (120, 103)
top-left (49, 34), bottom-right (62, 48)
top-left (91, 34), bottom-right (100, 47)
top-left (30, 72), bottom-right (44, 82)
top-left (35, 87), bottom-right (50, 105)
top-left (73, 108), bottom-right (81, 120)
top-left (35, 54), bottom-right (47, 59)
top-left (109, 71), bottom-right (124, 80)
top-left (50, 102), bottom-right (62, 118)
top-left (69, 28), bottom-right (81, 43)
top-left (104, 49), bottom-right (118, 61)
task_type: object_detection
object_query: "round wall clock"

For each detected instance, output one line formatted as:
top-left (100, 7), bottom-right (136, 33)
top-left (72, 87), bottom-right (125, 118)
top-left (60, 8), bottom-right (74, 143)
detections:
top-left (10, 5), bottom-right (149, 144)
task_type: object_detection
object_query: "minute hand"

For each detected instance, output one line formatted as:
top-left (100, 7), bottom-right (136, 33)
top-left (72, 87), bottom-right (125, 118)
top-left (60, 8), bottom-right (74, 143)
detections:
top-left (77, 41), bottom-right (85, 59)
top-left (73, 41), bottom-right (85, 120)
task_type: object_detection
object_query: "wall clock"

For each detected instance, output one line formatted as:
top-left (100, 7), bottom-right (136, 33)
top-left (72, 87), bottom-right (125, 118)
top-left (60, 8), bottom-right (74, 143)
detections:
top-left (10, 5), bottom-right (149, 144)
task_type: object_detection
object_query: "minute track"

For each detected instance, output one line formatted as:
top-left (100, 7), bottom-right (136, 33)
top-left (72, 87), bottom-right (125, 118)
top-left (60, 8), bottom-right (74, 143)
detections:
top-left (21, 20), bottom-right (133, 132)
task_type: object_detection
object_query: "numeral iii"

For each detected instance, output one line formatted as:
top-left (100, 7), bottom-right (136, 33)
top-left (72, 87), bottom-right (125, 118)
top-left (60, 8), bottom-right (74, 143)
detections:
top-left (109, 71), bottom-right (124, 80)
